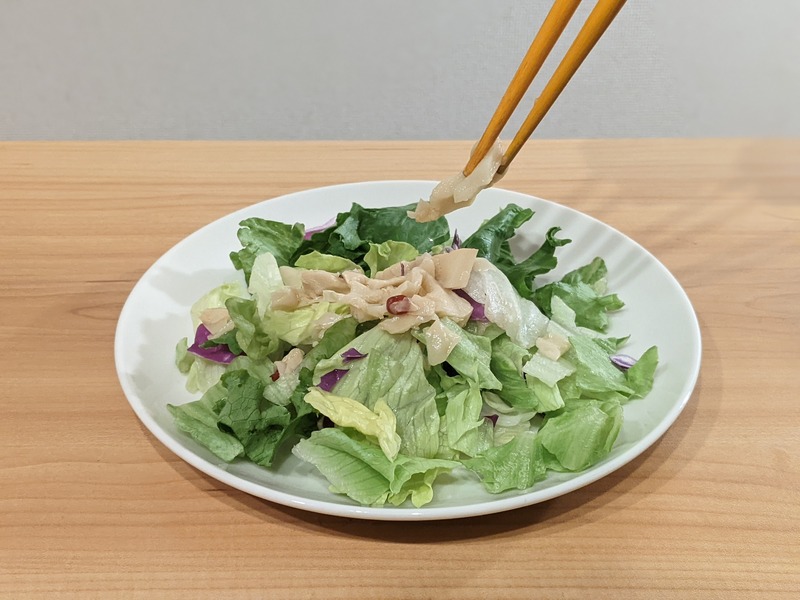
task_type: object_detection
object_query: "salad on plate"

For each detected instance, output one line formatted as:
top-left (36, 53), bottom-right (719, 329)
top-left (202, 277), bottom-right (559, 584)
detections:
top-left (169, 201), bottom-right (658, 508)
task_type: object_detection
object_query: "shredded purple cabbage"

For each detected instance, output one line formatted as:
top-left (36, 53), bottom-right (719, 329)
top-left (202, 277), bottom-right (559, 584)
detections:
top-left (187, 324), bottom-right (238, 364)
top-left (318, 369), bottom-right (349, 392)
top-left (485, 414), bottom-right (499, 426)
top-left (443, 230), bottom-right (462, 253)
top-left (341, 348), bottom-right (367, 363)
top-left (610, 354), bottom-right (637, 371)
top-left (304, 217), bottom-right (336, 240)
top-left (451, 230), bottom-right (462, 250)
top-left (454, 289), bottom-right (489, 322)
top-left (316, 415), bottom-right (335, 430)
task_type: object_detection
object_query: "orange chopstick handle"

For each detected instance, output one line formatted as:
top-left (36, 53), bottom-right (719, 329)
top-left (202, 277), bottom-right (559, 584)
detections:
top-left (499, 0), bottom-right (627, 174)
top-left (463, 0), bottom-right (583, 177)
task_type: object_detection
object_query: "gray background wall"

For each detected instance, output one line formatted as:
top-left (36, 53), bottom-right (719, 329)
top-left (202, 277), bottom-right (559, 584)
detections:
top-left (1, 0), bottom-right (798, 140)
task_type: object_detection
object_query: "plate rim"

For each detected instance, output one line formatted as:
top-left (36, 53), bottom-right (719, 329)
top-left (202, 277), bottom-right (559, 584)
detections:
top-left (114, 180), bottom-right (702, 521)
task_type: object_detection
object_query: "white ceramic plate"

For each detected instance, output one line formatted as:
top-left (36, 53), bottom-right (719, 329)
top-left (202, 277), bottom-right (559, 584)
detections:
top-left (115, 181), bottom-right (701, 521)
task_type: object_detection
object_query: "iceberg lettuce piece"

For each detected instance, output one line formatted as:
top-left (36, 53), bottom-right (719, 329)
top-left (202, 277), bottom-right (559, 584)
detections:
top-left (481, 391), bottom-right (538, 446)
top-left (538, 399), bottom-right (623, 471)
top-left (489, 335), bottom-right (540, 410)
top-left (176, 336), bottom-right (229, 393)
top-left (189, 281), bottom-right (247, 329)
top-left (304, 389), bottom-right (401, 460)
top-left (315, 327), bottom-right (441, 459)
top-left (387, 455), bottom-right (458, 507)
top-left (266, 301), bottom-right (350, 347)
top-left (464, 431), bottom-right (546, 493)
top-left (625, 346), bottom-right (659, 399)
top-left (529, 378), bottom-right (565, 413)
top-left (522, 353), bottom-right (576, 388)
top-left (364, 240), bottom-right (419, 276)
top-left (435, 318), bottom-right (502, 390)
top-left (225, 297), bottom-right (281, 361)
top-left (292, 428), bottom-right (458, 507)
top-left (566, 334), bottom-right (635, 397)
top-left (462, 258), bottom-right (549, 349)
top-left (441, 381), bottom-right (492, 457)
top-left (294, 251), bottom-right (362, 273)
top-left (248, 252), bottom-right (284, 318)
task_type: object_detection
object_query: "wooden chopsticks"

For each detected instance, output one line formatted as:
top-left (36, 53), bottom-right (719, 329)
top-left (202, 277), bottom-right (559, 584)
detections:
top-left (463, 0), bottom-right (627, 177)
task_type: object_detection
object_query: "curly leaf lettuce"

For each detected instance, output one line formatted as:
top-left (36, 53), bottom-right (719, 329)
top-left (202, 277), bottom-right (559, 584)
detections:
top-left (463, 204), bottom-right (571, 299)
top-left (230, 218), bottom-right (305, 282)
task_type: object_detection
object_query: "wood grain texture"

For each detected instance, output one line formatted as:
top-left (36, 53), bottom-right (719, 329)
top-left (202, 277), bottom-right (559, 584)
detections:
top-left (1, 140), bottom-right (798, 599)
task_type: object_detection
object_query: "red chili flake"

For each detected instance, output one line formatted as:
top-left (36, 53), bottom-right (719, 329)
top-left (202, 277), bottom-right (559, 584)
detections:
top-left (386, 295), bottom-right (412, 315)
top-left (270, 370), bottom-right (280, 381)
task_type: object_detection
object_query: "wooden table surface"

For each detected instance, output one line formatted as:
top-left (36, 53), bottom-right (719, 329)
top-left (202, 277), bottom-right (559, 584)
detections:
top-left (1, 139), bottom-right (798, 599)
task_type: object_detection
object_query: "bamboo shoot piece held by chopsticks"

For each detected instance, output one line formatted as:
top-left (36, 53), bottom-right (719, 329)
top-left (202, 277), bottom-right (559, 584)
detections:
top-left (410, 0), bottom-right (627, 223)
top-left (409, 141), bottom-right (505, 223)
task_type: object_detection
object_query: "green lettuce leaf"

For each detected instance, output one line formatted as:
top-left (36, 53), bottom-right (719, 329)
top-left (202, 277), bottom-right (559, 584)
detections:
top-left (190, 281), bottom-right (247, 329)
top-left (292, 428), bottom-right (458, 507)
top-left (169, 367), bottom-right (313, 467)
top-left (625, 346), bottom-right (659, 398)
top-left (462, 204), bottom-right (571, 299)
top-left (462, 204), bottom-right (534, 265)
top-left (503, 226), bottom-right (572, 300)
top-left (248, 252), bottom-right (285, 318)
top-left (266, 301), bottom-right (350, 347)
top-left (304, 389), bottom-right (401, 460)
top-left (464, 431), bottom-right (546, 493)
top-left (293, 428), bottom-right (394, 505)
top-left (315, 327), bottom-right (441, 458)
top-left (441, 381), bottom-right (493, 457)
top-left (301, 318), bottom-right (356, 369)
top-left (529, 378), bottom-right (566, 413)
top-left (176, 337), bottom-right (194, 373)
top-left (490, 335), bottom-right (539, 410)
top-left (464, 321), bottom-right (506, 340)
top-left (202, 329), bottom-right (243, 355)
top-left (216, 370), bottom-right (291, 467)
top-left (386, 454), bottom-right (459, 507)
top-left (294, 251), bottom-right (362, 273)
top-left (265, 368), bottom-right (301, 408)
top-left (436, 318), bottom-right (502, 390)
top-left (533, 258), bottom-right (624, 332)
top-left (481, 391), bottom-right (539, 446)
top-left (521, 353), bottom-right (576, 388)
top-left (228, 354), bottom-right (275, 387)
top-left (228, 353), bottom-right (302, 409)
top-left (364, 240), bottom-right (419, 276)
top-left (295, 203), bottom-right (450, 265)
top-left (225, 297), bottom-right (280, 361)
top-left (566, 334), bottom-right (635, 397)
top-left (176, 337), bottom-right (229, 393)
top-left (167, 382), bottom-right (244, 462)
top-left (230, 217), bottom-right (305, 283)
top-left (538, 399), bottom-right (623, 471)
top-left (288, 318), bottom-right (359, 418)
